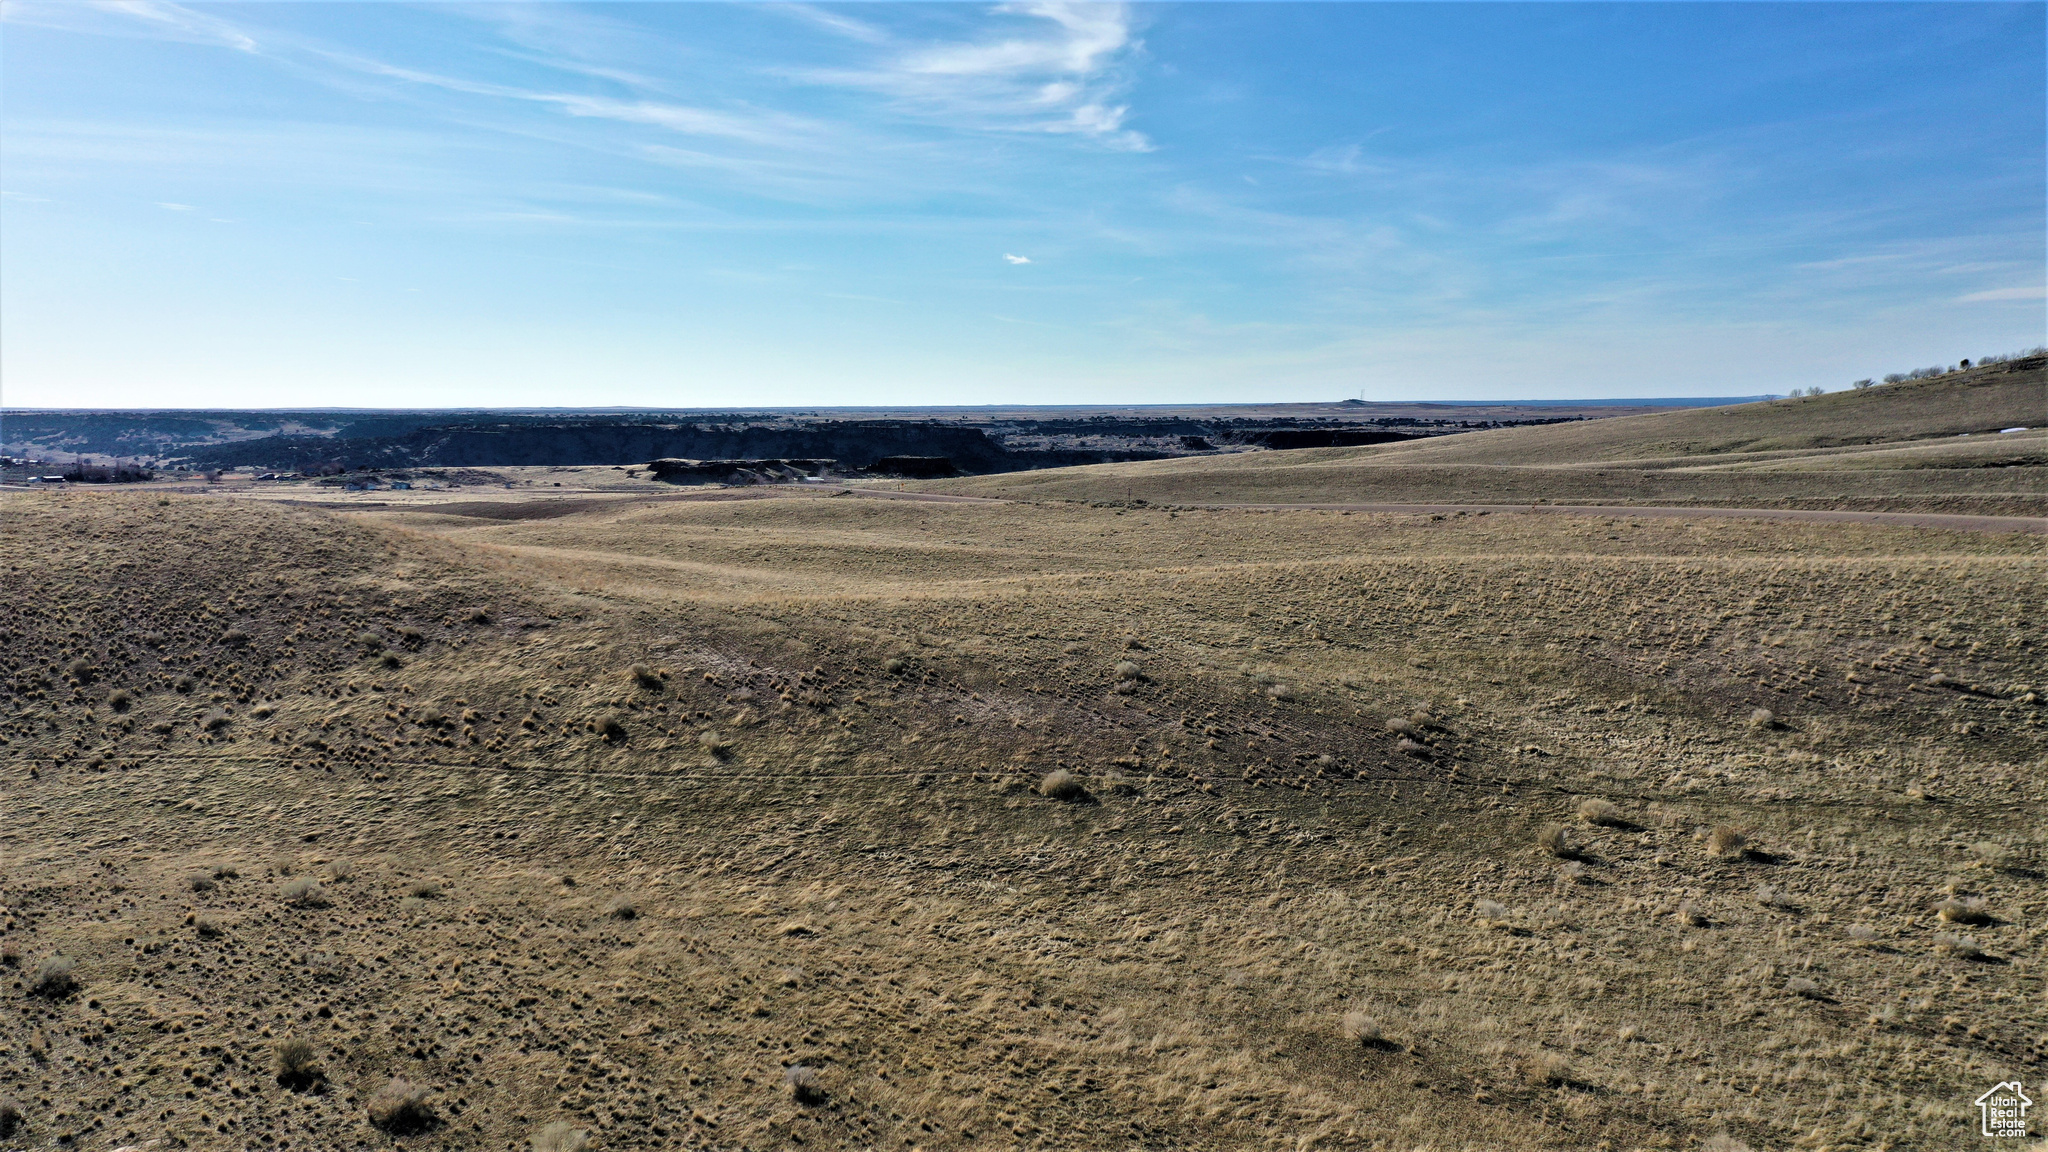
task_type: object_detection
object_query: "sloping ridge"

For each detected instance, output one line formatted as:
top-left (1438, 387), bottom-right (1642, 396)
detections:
top-left (1339, 362), bottom-right (2043, 468)
top-left (920, 363), bottom-right (2045, 509)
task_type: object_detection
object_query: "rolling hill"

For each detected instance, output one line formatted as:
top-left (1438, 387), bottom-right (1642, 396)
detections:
top-left (924, 363), bottom-right (2047, 514)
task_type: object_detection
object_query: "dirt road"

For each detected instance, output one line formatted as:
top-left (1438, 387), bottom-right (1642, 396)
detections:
top-left (1186, 501), bottom-right (2045, 534)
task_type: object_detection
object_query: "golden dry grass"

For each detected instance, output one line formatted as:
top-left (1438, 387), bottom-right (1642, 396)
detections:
top-left (920, 366), bottom-right (2048, 514)
top-left (0, 475), bottom-right (2041, 1151)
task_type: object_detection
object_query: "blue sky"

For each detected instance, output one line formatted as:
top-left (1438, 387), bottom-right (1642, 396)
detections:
top-left (2, 2), bottom-right (2042, 407)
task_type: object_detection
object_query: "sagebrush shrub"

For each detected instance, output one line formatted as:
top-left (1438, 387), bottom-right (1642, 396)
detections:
top-left (367, 1078), bottom-right (435, 1133)
top-left (1969, 842), bottom-right (2010, 870)
top-left (530, 1121), bottom-right (590, 1152)
top-left (784, 1065), bottom-right (825, 1105)
top-left (1339, 1011), bottom-right (1383, 1044)
top-left (1039, 769), bottom-right (1087, 801)
top-left (1936, 897), bottom-right (1991, 925)
top-left (31, 956), bottom-right (77, 998)
top-left (1933, 932), bottom-right (1984, 959)
top-left (1707, 826), bottom-right (1747, 858)
top-left (1577, 799), bottom-right (1622, 827)
top-left (281, 878), bottom-right (328, 907)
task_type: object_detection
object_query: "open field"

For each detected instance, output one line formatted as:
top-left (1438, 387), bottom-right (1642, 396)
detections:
top-left (3, 375), bottom-right (2044, 1152)
top-left (920, 367), bottom-right (2048, 515)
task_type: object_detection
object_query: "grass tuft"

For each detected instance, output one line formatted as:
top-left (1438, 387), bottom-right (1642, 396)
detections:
top-left (1523, 1050), bottom-right (1573, 1086)
top-left (275, 1038), bottom-right (322, 1089)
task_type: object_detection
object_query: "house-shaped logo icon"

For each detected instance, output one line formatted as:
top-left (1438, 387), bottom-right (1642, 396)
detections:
top-left (1976, 1081), bottom-right (2032, 1138)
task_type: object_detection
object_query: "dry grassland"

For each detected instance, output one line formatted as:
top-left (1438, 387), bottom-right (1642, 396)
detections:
top-left (2, 473), bottom-right (2042, 1151)
top-left (924, 367), bottom-right (2047, 515)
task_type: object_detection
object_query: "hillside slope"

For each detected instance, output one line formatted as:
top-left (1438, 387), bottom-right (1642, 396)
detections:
top-left (1335, 362), bottom-right (2044, 468)
top-left (925, 364), bottom-right (2046, 512)
top-left (4, 487), bottom-right (2041, 1152)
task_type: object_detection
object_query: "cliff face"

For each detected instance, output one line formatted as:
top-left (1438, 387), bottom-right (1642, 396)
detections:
top-left (193, 421), bottom-right (1013, 473)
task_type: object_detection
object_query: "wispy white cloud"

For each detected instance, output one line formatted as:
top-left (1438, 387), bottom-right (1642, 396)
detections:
top-left (2, 0), bottom-right (258, 52)
top-left (793, 2), bottom-right (1152, 151)
top-left (1004, 253), bottom-right (1032, 264)
top-left (1955, 285), bottom-right (2047, 303)
top-left (771, 4), bottom-right (891, 46)
top-left (157, 201), bottom-right (193, 210)
top-left (100, 0), bottom-right (256, 51)
top-left (310, 50), bottom-right (824, 148)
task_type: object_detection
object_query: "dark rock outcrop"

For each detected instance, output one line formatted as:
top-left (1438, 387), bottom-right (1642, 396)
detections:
top-left (645, 458), bottom-right (832, 485)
